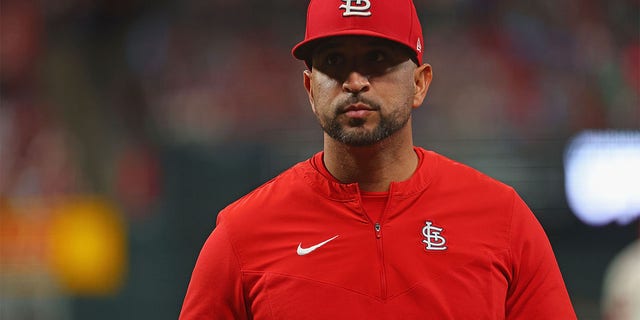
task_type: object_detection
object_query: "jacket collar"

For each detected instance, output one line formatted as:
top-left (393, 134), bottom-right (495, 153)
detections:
top-left (295, 147), bottom-right (437, 201)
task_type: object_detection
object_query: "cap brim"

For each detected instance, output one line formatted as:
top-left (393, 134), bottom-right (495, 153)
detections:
top-left (292, 29), bottom-right (415, 63)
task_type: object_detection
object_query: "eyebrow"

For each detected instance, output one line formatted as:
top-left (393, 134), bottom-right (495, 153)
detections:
top-left (313, 38), bottom-right (399, 55)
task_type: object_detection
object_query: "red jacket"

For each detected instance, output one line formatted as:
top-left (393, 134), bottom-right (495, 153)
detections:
top-left (180, 148), bottom-right (576, 319)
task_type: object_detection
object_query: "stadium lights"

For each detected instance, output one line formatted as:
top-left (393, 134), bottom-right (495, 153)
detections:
top-left (564, 130), bottom-right (640, 226)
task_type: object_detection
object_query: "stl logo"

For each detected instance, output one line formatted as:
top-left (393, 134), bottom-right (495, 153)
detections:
top-left (339, 0), bottom-right (372, 17)
top-left (422, 221), bottom-right (447, 251)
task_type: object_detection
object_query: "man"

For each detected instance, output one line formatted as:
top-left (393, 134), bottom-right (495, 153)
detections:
top-left (180, 0), bottom-right (577, 318)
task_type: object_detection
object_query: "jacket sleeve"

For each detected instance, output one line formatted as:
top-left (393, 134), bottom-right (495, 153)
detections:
top-left (505, 192), bottom-right (577, 319)
top-left (179, 223), bottom-right (249, 320)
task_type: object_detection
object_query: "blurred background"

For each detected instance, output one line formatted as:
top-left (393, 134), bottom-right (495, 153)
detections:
top-left (0, 0), bottom-right (638, 319)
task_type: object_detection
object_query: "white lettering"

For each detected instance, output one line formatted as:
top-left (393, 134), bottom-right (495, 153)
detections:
top-left (339, 0), bottom-right (372, 17)
top-left (422, 221), bottom-right (447, 251)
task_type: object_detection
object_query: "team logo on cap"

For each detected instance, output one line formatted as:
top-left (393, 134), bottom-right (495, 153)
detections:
top-left (339, 0), bottom-right (372, 17)
top-left (416, 38), bottom-right (422, 53)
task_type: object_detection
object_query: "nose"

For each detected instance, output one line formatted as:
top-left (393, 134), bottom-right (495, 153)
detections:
top-left (342, 71), bottom-right (370, 94)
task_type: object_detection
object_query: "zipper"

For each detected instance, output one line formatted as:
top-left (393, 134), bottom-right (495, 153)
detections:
top-left (358, 187), bottom-right (390, 300)
top-left (374, 221), bottom-right (387, 299)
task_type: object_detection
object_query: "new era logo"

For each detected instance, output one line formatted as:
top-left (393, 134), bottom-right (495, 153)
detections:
top-left (339, 0), bottom-right (372, 17)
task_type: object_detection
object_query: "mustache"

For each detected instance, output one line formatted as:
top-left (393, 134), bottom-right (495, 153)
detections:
top-left (335, 95), bottom-right (381, 114)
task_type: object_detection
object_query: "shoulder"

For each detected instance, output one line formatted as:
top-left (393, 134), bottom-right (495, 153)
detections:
top-left (418, 148), bottom-right (525, 239)
top-left (216, 157), bottom-right (315, 227)
top-left (422, 148), bottom-right (515, 198)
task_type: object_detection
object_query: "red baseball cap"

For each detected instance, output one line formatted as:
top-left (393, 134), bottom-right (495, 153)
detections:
top-left (292, 0), bottom-right (424, 66)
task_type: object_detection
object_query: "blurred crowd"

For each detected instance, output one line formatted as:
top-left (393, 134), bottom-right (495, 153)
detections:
top-left (1, 0), bottom-right (638, 199)
top-left (0, 0), bottom-right (638, 319)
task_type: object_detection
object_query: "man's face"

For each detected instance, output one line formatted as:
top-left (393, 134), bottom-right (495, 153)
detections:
top-left (303, 36), bottom-right (428, 146)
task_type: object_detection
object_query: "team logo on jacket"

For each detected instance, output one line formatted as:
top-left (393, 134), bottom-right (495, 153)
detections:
top-left (422, 221), bottom-right (447, 251)
top-left (339, 0), bottom-right (372, 17)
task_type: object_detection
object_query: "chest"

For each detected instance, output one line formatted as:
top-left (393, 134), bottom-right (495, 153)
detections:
top-left (236, 199), bottom-right (512, 319)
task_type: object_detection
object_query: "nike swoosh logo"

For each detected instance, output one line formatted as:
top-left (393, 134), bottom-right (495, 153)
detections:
top-left (296, 235), bottom-right (339, 256)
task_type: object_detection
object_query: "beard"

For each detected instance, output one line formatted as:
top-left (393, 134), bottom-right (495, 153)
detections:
top-left (318, 97), bottom-right (411, 146)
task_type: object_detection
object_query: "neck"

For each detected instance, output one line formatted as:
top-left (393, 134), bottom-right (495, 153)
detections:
top-left (322, 128), bottom-right (418, 192)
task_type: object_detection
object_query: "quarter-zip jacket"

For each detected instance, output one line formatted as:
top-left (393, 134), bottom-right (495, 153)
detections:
top-left (180, 147), bottom-right (576, 319)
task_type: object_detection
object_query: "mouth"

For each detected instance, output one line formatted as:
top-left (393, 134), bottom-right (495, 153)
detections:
top-left (344, 103), bottom-right (372, 112)
top-left (340, 102), bottom-right (377, 118)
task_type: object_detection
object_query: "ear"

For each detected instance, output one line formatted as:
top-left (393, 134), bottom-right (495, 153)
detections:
top-left (412, 63), bottom-right (432, 108)
top-left (303, 70), bottom-right (317, 113)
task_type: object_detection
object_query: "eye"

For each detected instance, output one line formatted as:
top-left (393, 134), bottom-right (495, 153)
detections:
top-left (325, 53), bottom-right (344, 66)
top-left (367, 50), bottom-right (386, 63)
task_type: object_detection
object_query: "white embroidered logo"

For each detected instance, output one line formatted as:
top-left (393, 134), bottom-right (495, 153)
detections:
top-left (422, 221), bottom-right (447, 251)
top-left (297, 235), bottom-right (339, 256)
top-left (416, 38), bottom-right (422, 52)
top-left (339, 0), bottom-right (372, 17)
